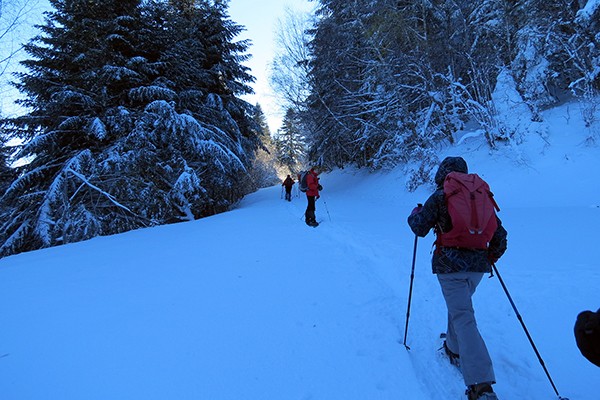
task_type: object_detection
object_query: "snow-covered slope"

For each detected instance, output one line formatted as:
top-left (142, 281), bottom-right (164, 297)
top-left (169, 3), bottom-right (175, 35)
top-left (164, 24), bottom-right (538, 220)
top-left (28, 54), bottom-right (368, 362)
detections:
top-left (0, 101), bottom-right (598, 399)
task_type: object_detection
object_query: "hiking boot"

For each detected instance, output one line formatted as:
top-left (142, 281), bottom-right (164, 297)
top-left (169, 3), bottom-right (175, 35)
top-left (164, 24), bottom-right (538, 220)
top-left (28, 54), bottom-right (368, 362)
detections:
top-left (305, 216), bottom-right (319, 227)
top-left (466, 383), bottom-right (497, 400)
top-left (442, 340), bottom-right (460, 368)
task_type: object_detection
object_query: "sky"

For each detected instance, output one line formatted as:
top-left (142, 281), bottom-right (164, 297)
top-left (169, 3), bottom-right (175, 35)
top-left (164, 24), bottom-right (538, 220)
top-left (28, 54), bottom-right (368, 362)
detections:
top-left (0, 0), bottom-right (315, 132)
top-left (0, 90), bottom-right (599, 398)
top-left (0, 0), bottom-right (47, 117)
top-left (228, 0), bottom-right (315, 132)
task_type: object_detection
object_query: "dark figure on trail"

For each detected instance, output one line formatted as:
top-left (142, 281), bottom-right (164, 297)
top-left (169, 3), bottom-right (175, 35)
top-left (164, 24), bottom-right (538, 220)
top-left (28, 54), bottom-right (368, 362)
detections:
top-left (282, 175), bottom-right (295, 201)
top-left (305, 168), bottom-right (322, 227)
top-left (407, 156), bottom-right (508, 400)
top-left (574, 308), bottom-right (600, 367)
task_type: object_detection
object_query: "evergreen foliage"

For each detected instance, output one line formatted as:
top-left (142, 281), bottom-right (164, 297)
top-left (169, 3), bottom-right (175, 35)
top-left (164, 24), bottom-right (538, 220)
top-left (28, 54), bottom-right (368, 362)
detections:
top-left (275, 108), bottom-right (306, 174)
top-left (246, 104), bottom-right (280, 190)
top-left (0, 131), bottom-right (15, 197)
top-left (0, 0), bottom-right (262, 257)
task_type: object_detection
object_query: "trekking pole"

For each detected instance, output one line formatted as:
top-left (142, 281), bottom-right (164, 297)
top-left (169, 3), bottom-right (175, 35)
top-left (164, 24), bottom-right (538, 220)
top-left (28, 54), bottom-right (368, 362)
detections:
top-left (403, 233), bottom-right (419, 350)
top-left (323, 200), bottom-right (332, 221)
top-left (492, 263), bottom-right (569, 400)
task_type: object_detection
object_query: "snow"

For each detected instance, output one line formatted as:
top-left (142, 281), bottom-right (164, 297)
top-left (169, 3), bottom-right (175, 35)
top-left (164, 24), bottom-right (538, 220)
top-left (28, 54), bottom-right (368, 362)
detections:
top-left (577, 0), bottom-right (600, 20)
top-left (0, 100), bottom-right (599, 400)
top-left (491, 68), bottom-right (535, 141)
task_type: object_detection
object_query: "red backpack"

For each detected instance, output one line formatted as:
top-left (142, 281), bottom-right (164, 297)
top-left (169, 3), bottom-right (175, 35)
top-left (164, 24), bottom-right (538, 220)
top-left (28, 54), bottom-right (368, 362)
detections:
top-left (437, 171), bottom-right (500, 250)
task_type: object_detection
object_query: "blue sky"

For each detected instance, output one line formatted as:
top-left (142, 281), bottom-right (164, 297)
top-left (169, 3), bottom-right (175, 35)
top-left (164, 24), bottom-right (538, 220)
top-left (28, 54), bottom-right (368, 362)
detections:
top-left (228, 0), bottom-right (314, 132)
top-left (0, 0), bottom-right (47, 116)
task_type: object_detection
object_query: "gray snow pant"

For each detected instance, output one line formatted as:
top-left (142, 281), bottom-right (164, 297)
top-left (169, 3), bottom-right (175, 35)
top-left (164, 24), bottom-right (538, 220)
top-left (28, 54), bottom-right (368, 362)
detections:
top-left (437, 272), bottom-right (496, 386)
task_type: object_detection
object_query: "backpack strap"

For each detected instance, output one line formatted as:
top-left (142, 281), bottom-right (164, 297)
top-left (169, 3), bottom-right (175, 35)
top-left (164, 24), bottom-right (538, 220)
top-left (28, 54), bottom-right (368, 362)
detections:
top-left (489, 190), bottom-right (500, 212)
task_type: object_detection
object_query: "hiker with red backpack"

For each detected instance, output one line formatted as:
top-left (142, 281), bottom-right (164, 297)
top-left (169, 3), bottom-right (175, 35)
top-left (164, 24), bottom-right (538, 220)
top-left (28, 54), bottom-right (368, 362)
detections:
top-left (407, 156), bottom-right (507, 400)
top-left (303, 168), bottom-right (322, 227)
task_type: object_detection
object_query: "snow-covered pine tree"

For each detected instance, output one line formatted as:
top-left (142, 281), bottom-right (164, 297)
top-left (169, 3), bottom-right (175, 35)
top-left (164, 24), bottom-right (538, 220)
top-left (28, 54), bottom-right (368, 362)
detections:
top-left (275, 108), bottom-right (306, 174)
top-left (359, 1), bottom-right (453, 169)
top-left (306, 0), bottom-right (458, 171)
top-left (103, 0), bottom-right (261, 223)
top-left (305, 0), bottom-right (372, 169)
top-left (245, 104), bottom-right (279, 191)
top-left (0, 132), bottom-right (14, 197)
top-left (0, 0), bottom-right (149, 256)
top-left (0, 0), bottom-right (262, 257)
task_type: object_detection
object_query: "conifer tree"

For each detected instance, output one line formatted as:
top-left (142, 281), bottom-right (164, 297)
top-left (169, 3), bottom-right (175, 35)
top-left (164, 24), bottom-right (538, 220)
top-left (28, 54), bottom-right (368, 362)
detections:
top-left (0, 134), bottom-right (14, 197)
top-left (306, 0), bottom-right (370, 168)
top-left (0, 0), bottom-right (147, 255)
top-left (246, 104), bottom-right (279, 190)
top-left (0, 0), bottom-right (260, 257)
top-left (106, 0), bottom-right (261, 222)
top-left (276, 108), bottom-right (305, 174)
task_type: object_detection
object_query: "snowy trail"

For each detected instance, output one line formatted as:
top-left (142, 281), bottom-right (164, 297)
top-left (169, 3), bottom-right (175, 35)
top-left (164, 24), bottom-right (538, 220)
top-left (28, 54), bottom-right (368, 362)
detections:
top-left (277, 185), bottom-right (474, 400)
top-left (244, 187), bottom-right (430, 399)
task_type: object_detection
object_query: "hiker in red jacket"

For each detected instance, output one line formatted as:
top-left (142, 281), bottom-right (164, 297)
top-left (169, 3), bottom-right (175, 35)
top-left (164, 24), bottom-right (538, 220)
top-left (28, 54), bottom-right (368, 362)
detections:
top-left (305, 168), bottom-right (322, 227)
top-left (407, 156), bottom-right (507, 400)
top-left (282, 175), bottom-right (295, 201)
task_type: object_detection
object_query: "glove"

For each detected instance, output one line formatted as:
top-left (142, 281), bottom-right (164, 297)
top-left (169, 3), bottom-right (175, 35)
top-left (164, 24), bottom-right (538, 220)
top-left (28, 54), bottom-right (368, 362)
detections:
top-left (487, 252), bottom-right (499, 265)
top-left (574, 309), bottom-right (600, 367)
top-left (577, 310), bottom-right (599, 333)
top-left (316, 195), bottom-right (320, 200)
top-left (410, 204), bottom-right (422, 216)
top-left (318, 184), bottom-right (323, 191)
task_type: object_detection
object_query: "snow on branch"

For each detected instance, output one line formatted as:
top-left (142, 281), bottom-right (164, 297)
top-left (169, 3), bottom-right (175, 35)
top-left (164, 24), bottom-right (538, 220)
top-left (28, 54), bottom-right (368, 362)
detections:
top-left (129, 86), bottom-right (176, 103)
top-left (65, 167), bottom-right (134, 215)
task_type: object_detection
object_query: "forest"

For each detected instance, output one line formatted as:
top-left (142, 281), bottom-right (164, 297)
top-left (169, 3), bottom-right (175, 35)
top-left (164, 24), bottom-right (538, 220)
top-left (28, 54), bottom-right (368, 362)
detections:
top-left (1, 0), bottom-right (599, 257)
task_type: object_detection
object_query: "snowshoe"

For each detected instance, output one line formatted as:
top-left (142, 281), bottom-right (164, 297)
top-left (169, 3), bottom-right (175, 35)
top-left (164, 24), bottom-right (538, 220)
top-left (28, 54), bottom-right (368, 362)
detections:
top-left (307, 219), bottom-right (319, 227)
top-left (442, 340), bottom-right (461, 369)
top-left (439, 333), bottom-right (460, 369)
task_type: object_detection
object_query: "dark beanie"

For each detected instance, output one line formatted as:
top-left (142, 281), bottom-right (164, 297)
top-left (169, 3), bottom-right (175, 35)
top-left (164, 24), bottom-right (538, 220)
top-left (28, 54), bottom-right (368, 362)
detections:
top-left (434, 156), bottom-right (468, 187)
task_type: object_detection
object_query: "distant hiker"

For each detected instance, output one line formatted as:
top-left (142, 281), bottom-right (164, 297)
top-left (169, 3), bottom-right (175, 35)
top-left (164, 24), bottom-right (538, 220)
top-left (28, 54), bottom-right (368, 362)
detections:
top-left (304, 168), bottom-right (322, 227)
top-left (574, 308), bottom-right (600, 367)
top-left (282, 175), bottom-right (295, 201)
top-left (407, 156), bottom-right (508, 400)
